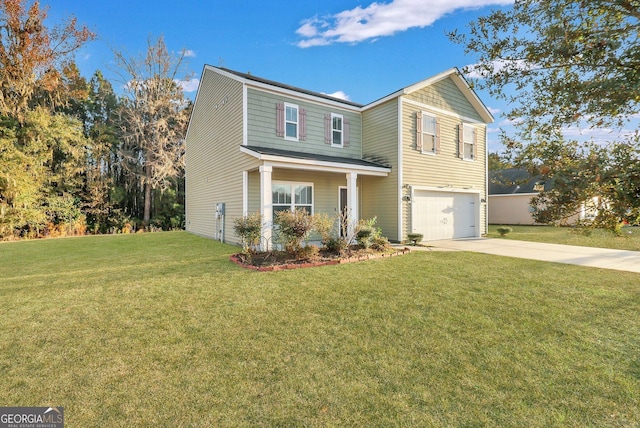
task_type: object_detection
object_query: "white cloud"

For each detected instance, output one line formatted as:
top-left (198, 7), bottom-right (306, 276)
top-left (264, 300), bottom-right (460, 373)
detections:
top-left (487, 106), bottom-right (501, 115)
top-left (463, 58), bottom-right (534, 79)
top-left (296, 0), bottom-right (514, 47)
top-left (322, 90), bottom-right (351, 101)
top-left (183, 49), bottom-right (197, 58)
top-left (176, 78), bottom-right (200, 93)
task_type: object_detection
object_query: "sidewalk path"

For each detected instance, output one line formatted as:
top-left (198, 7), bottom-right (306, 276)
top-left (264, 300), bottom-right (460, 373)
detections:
top-left (411, 238), bottom-right (640, 274)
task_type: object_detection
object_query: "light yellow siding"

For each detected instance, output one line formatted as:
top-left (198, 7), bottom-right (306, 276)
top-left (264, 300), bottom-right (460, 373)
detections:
top-left (361, 99), bottom-right (400, 241)
top-left (185, 68), bottom-right (260, 244)
top-left (406, 77), bottom-right (483, 122)
top-left (401, 77), bottom-right (488, 239)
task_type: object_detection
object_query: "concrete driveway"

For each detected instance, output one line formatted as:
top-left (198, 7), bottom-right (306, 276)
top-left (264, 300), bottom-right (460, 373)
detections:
top-left (419, 238), bottom-right (640, 274)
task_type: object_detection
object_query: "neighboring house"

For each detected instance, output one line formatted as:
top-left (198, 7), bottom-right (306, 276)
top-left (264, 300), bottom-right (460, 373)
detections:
top-left (185, 66), bottom-right (493, 247)
top-left (488, 168), bottom-right (597, 225)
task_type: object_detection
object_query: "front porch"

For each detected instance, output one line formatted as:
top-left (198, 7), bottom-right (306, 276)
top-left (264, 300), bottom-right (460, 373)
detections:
top-left (240, 146), bottom-right (390, 250)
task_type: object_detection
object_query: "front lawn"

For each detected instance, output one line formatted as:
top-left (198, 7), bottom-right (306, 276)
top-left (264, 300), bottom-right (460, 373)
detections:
top-left (1, 232), bottom-right (639, 426)
top-left (488, 224), bottom-right (640, 251)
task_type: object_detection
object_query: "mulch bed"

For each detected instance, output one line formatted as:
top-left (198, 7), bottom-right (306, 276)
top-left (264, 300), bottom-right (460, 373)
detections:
top-left (230, 247), bottom-right (412, 271)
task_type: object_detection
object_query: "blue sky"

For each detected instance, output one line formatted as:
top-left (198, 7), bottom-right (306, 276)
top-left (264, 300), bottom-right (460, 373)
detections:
top-left (47, 0), bottom-right (517, 152)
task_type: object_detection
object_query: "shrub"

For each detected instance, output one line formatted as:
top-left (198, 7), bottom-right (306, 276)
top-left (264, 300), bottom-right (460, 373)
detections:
top-left (274, 210), bottom-right (314, 257)
top-left (312, 213), bottom-right (335, 247)
top-left (326, 237), bottom-right (349, 255)
top-left (233, 212), bottom-right (263, 253)
top-left (298, 244), bottom-right (320, 261)
top-left (406, 233), bottom-right (423, 245)
top-left (371, 235), bottom-right (392, 252)
top-left (496, 226), bottom-right (513, 237)
top-left (355, 217), bottom-right (381, 249)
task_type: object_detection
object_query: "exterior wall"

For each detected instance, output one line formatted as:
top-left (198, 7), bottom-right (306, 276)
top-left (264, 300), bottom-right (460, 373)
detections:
top-left (406, 78), bottom-right (484, 122)
top-left (400, 78), bottom-right (488, 240)
top-left (361, 99), bottom-right (400, 241)
top-left (488, 194), bottom-right (537, 225)
top-left (185, 68), bottom-right (260, 244)
top-left (246, 88), bottom-right (362, 160)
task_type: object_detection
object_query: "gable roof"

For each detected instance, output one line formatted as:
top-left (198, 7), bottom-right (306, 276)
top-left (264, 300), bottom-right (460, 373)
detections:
top-left (364, 68), bottom-right (494, 123)
top-left (201, 65), bottom-right (492, 122)
top-left (489, 168), bottom-right (554, 195)
top-left (206, 66), bottom-right (363, 109)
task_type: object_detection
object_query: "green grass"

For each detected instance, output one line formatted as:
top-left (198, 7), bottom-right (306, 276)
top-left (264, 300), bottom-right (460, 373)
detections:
top-left (1, 232), bottom-right (639, 426)
top-left (488, 224), bottom-right (640, 251)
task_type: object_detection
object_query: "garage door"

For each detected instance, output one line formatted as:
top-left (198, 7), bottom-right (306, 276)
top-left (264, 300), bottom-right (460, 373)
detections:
top-left (412, 191), bottom-right (477, 241)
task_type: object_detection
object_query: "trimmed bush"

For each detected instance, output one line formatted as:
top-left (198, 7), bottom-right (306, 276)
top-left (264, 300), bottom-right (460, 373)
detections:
top-left (496, 226), bottom-right (513, 237)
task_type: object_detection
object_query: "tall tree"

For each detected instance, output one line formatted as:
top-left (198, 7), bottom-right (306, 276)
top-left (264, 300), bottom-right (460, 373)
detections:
top-left (0, 0), bottom-right (95, 121)
top-left (450, 1), bottom-right (640, 229)
top-left (113, 36), bottom-right (191, 225)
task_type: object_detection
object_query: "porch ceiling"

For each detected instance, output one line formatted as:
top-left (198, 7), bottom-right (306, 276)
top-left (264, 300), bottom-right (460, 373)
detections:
top-left (240, 145), bottom-right (391, 176)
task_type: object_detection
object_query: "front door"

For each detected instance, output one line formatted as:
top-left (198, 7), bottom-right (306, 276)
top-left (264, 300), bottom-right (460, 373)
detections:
top-left (339, 187), bottom-right (348, 237)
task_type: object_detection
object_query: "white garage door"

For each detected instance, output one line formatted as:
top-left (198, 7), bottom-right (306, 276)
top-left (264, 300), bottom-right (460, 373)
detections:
top-left (412, 191), bottom-right (477, 241)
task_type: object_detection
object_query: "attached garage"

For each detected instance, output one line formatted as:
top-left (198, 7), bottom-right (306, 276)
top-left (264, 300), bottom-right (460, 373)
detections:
top-left (411, 189), bottom-right (480, 241)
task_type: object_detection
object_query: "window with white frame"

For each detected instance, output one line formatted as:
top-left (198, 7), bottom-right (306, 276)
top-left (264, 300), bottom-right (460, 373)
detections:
top-left (462, 124), bottom-right (476, 160)
top-left (272, 182), bottom-right (313, 218)
top-left (285, 103), bottom-right (298, 140)
top-left (421, 113), bottom-right (437, 153)
top-left (332, 113), bottom-right (343, 147)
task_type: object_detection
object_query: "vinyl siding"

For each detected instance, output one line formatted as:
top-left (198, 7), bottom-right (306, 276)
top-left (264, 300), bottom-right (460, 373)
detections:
top-left (406, 77), bottom-right (484, 122)
top-left (185, 68), bottom-right (260, 244)
top-left (361, 99), bottom-right (400, 241)
top-left (246, 88), bottom-right (362, 159)
top-left (401, 77), bottom-right (488, 238)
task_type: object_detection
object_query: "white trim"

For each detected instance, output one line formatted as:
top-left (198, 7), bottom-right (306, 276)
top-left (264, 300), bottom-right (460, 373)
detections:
top-left (272, 181), bottom-right (315, 215)
top-left (403, 98), bottom-right (485, 124)
top-left (397, 98), bottom-right (403, 241)
top-left (489, 193), bottom-right (539, 197)
top-left (284, 102), bottom-right (299, 141)
top-left (331, 113), bottom-right (344, 147)
top-left (240, 146), bottom-right (390, 176)
top-left (242, 85), bottom-right (248, 146)
top-left (242, 170), bottom-right (248, 216)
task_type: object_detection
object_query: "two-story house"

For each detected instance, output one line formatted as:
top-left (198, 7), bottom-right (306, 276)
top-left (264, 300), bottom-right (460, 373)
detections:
top-left (185, 66), bottom-right (493, 247)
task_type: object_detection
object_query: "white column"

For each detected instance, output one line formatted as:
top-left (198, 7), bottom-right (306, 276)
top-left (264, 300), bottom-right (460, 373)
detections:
top-left (260, 165), bottom-right (273, 251)
top-left (346, 172), bottom-right (358, 238)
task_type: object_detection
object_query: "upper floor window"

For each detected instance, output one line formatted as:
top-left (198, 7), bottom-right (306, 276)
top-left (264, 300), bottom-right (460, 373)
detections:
top-left (285, 103), bottom-right (298, 140)
top-left (324, 113), bottom-right (350, 147)
top-left (276, 102), bottom-right (306, 141)
top-left (461, 124), bottom-right (476, 160)
top-left (332, 113), bottom-right (343, 147)
top-left (416, 111), bottom-right (440, 154)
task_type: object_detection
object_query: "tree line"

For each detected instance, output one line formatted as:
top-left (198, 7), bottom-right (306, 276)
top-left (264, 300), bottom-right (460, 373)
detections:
top-left (0, 0), bottom-right (191, 239)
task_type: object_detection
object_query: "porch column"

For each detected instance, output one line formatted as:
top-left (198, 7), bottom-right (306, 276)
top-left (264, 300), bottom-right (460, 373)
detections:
top-left (260, 165), bottom-right (273, 251)
top-left (346, 172), bottom-right (358, 238)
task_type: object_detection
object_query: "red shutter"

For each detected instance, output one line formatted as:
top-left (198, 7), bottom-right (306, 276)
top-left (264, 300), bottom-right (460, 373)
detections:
top-left (458, 124), bottom-right (464, 159)
top-left (435, 118), bottom-right (441, 154)
top-left (416, 111), bottom-right (423, 151)
top-left (300, 108), bottom-right (307, 141)
top-left (344, 118), bottom-right (350, 147)
top-left (276, 103), bottom-right (284, 137)
top-left (324, 114), bottom-right (331, 144)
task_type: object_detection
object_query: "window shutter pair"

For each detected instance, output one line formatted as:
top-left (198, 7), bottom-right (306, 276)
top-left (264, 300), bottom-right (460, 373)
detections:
top-left (458, 124), bottom-right (478, 159)
top-left (275, 103), bottom-right (306, 140)
top-left (323, 114), bottom-right (349, 146)
top-left (415, 112), bottom-right (440, 153)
